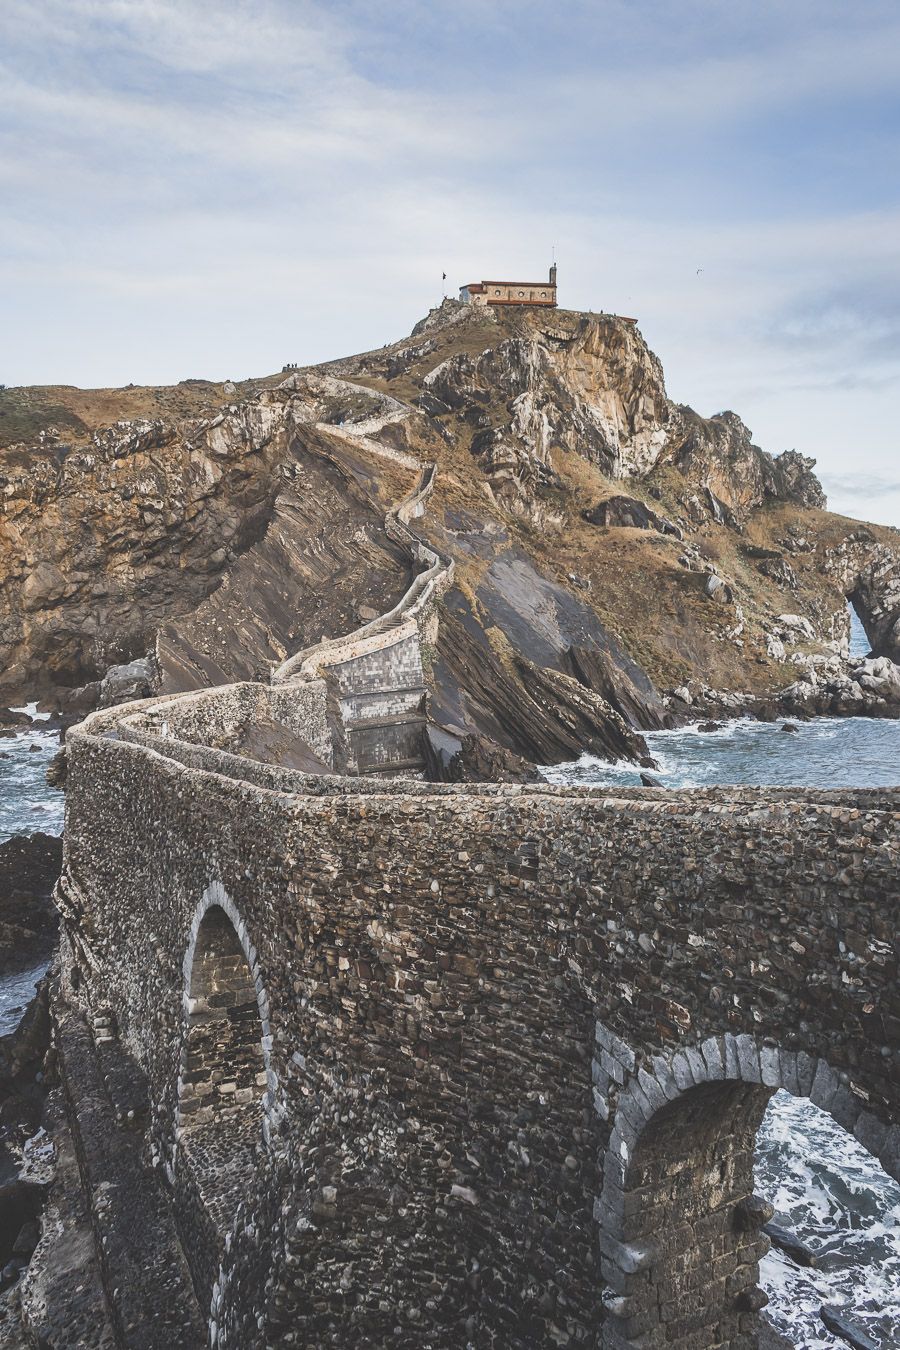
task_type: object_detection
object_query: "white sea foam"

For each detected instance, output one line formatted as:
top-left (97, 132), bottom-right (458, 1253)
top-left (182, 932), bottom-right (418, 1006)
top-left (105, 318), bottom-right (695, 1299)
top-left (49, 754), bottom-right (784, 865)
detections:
top-left (10, 701), bottom-right (50, 722)
top-left (757, 1092), bottom-right (900, 1348)
top-left (0, 723), bottom-right (64, 842)
top-left (543, 716), bottom-right (900, 791)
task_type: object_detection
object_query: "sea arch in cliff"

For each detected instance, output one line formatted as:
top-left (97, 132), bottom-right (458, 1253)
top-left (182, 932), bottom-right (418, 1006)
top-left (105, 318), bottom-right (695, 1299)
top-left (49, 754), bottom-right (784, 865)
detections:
top-left (595, 1029), bottom-right (898, 1349)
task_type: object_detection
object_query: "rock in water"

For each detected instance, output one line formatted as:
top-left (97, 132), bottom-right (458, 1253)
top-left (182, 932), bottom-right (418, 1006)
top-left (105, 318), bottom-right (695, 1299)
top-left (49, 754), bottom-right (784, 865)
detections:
top-left (514, 658), bottom-right (652, 764)
top-left (45, 748), bottom-right (66, 788)
top-left (819, 1305), bottom-right (878, 1350)
top-left (0, 834), bottom-right (62, 974)
top-left (0, 710), bottom-right (31, 729)
top-left (763, 1220), bottom-right (818, 1267)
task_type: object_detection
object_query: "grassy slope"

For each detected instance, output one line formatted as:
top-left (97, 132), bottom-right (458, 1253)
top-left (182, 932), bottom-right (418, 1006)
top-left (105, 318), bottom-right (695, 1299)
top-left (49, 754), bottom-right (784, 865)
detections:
top-left (0, 373), bottom-right (286, 449)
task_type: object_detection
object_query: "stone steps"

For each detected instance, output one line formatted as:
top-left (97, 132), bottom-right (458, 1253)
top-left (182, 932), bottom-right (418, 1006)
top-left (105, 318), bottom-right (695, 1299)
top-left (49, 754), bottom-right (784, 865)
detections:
top-left (344, 711), bottom-right (428, 731)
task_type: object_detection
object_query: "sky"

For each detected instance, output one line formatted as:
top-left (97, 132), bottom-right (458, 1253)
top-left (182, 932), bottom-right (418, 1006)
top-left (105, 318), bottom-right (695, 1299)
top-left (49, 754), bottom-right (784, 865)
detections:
top-left (2, 0), bottom-right (900, 526)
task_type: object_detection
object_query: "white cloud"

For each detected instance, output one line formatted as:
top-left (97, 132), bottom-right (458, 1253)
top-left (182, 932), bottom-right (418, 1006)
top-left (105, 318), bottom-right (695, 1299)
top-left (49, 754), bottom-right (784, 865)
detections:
top-left (1, 0), bottom-right (899, 524)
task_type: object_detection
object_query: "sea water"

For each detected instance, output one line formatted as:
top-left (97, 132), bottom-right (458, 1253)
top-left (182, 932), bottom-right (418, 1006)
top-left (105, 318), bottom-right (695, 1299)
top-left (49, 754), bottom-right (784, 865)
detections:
top-left (543, 716), bottom-right (900, 1348)
top-left (0, 704), bottom-right (64, 844)
top-left (0, 705), bottom-right (64, 1032)
top-left (543, 715), bottom-right (900, 793)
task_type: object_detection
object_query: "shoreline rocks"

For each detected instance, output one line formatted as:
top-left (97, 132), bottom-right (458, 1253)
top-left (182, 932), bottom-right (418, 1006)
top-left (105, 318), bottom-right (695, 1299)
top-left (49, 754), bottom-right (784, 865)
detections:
top-left (0, 836), bottom-right (62, 978)
top-left (667, 650), bottom-right (900, 725)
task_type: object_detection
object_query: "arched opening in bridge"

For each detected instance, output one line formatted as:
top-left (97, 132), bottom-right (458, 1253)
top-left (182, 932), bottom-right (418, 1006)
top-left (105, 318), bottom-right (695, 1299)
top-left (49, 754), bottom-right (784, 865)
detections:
top-left (605, 1080), bottom-right (773, 1349)
top-left (598, 1043), bottom-right (899, 1350)
top-left (177, 904), bottom-right (268, 1238)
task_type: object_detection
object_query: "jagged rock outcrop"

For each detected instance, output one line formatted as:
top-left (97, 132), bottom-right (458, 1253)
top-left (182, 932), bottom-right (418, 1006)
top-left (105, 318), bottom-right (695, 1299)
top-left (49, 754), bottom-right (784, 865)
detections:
top-left (514, 657), bottom-right (653, 764)
top-left (583, 494), bottom-right (681, 537)
top-left (154, 439), bottom-right (413, 692)
top-left (562, 645), bottom-right (671, 730)
top-left (667, 410), bottom-right (826, 520)
top-left (4, 298), bottom-right (900, 757)
top-left (411, 311), bottom-right (832, 545)
top-left (823, 532), bottom-right (900, 662)
top-left (420, 317), bottom-right (670, 517)
top-left (757, 554), bottom-right (799, 590)
top-left (770, 449), bottom-right (828, 509)
top-left (0, 389), bottom-right (413, 701)
top-left (98, 657), bottom-right (155, 707)
top-left (776, 651), bottom-right (900, 716)
top-left (423, 727), bottom-right (540, 783)
top-left (0, 396), bottom-right (293, 694)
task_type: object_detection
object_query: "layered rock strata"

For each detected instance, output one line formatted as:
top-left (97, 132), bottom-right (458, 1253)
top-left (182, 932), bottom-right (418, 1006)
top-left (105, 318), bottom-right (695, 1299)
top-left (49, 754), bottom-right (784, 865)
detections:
top-left (2, 302), bottom-right (899, 769)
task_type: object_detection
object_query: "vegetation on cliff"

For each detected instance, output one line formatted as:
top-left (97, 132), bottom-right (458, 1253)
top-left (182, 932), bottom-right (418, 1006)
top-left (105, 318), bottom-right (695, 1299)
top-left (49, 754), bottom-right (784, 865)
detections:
top-left (1, 302), bottom-right (898, 766)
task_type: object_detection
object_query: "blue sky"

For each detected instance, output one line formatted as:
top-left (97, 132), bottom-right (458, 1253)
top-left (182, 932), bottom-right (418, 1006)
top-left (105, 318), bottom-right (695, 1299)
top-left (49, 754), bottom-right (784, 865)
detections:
top-left (2, 0), bottom-right (900, 524)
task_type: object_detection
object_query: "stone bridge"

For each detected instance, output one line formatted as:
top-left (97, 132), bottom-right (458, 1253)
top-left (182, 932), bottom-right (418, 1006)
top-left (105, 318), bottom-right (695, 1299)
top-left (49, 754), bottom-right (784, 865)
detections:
top-left (54, 673), bottom-right (900, 1349)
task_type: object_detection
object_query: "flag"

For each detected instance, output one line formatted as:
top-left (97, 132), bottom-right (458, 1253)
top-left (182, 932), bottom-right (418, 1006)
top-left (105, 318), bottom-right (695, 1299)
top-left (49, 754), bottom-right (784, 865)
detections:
top-left (442, 272), bottom-right (446, 281)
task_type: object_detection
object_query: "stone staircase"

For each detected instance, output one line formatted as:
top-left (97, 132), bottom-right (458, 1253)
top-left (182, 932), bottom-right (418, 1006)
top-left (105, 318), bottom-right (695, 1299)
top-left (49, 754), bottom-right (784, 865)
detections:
top-left (272, 416), bottom-right (454, 776)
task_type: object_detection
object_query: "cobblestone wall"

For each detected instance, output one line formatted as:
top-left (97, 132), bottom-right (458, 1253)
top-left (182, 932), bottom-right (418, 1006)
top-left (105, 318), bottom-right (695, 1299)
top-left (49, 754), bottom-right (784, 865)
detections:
top-left (59, 692), bottom-right (900, 1348)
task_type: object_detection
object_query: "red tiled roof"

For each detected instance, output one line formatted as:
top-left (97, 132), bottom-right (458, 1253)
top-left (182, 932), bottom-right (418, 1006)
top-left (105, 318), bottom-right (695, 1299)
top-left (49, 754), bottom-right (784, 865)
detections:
top-left (480, 280), bottom-right (556, 289)
top-left (476, 298), bottom-right (557, 306)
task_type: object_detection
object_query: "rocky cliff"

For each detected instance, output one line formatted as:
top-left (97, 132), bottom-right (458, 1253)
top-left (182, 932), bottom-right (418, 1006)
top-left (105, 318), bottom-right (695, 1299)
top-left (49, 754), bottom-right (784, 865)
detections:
top-left (2, 301), bottom-right (899, 768)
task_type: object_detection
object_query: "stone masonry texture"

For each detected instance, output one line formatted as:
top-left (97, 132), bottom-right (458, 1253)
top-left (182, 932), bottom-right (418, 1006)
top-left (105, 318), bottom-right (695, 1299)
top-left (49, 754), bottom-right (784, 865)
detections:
top-left (54, 681), bottom-right (900, 1349)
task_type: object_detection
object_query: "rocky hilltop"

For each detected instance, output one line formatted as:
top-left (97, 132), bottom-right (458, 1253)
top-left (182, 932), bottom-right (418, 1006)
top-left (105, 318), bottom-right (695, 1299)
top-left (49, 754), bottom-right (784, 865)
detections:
top-left (2, 300), bottom-right (899, 769)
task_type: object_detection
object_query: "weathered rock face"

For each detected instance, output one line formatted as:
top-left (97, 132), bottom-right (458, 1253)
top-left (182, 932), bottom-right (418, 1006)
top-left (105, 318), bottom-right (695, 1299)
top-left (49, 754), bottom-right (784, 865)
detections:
top-left (667, 409), bottom-right (826, 519)
top-left (422, 727), bottom-right (540, 783)
top-left (154, 438), bottom-right (413, 692)
top-left (823, 533), bottom-right (900, 662)
top-left (770, 448), bottom-right (828, 509)
top-left (563, 645), bottom-right (671, 730)
top-left (98, 657), bottom-right (155, 707)
top-left (427, 546), bottom-right (665, 763)
top-left (0, 389), bottom-right (413, 703)
top-left (421, 317), bottom-right (671, 515)
top-left (0, 396), bottom-right (294, 694)
top-left (757, 554), bottom-right (799, 590)
top-left (583, 493), bottom-right (682, 537)
top-left (4, 298), bottom-right (900, 750)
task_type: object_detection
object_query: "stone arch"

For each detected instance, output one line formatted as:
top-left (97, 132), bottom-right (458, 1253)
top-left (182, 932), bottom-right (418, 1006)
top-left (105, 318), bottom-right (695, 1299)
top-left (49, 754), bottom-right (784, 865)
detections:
top-left (174, 883), bottom-right (276, 1237)
top-left (594, 1027), bottom-right (899, 1349)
